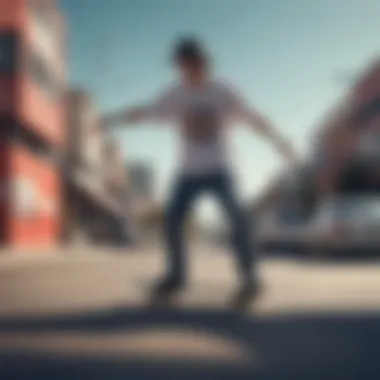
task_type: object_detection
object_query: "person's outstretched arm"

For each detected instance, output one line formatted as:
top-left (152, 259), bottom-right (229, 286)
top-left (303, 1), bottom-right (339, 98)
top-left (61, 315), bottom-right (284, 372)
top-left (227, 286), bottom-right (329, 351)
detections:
top-left (244, 108), bottom-right (297, 163)
top-left (101, 86), bottom-right (176, 129)
top-left (101, 106), bottom-right (154, 128)
top-left (226, 84), bottom-right (297, 163)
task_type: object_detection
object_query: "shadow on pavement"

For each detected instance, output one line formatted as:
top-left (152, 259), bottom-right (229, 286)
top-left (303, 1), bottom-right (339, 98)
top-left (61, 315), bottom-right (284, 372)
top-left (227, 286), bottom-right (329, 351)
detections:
top-left (0, 305), bottom-right (379, 380)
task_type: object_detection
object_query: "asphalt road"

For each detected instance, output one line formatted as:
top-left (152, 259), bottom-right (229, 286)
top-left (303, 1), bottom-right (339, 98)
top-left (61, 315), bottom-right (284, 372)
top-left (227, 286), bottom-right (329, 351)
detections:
top-left (0, 245), bottom-right (379, 380)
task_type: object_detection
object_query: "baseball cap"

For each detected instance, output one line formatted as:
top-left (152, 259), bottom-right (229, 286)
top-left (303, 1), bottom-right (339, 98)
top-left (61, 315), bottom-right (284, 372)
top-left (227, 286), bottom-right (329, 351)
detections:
top-left (172, 37), bottom-right (207, 64)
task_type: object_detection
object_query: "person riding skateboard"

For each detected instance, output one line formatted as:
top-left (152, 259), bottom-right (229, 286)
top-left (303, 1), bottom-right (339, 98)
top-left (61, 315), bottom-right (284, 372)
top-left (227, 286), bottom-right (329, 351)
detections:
top-left (102, 36), bottom-right (296, 307)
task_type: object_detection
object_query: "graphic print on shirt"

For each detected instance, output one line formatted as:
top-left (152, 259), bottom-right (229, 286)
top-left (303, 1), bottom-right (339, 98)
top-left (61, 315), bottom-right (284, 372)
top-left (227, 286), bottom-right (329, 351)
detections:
top-left (182, 101), bottom-right (222, 144)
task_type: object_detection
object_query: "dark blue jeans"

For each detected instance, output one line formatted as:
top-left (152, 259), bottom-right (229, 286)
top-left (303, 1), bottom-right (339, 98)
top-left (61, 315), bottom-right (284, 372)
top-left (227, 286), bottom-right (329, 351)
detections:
top-left (164, 171), bottom-right (255, 284)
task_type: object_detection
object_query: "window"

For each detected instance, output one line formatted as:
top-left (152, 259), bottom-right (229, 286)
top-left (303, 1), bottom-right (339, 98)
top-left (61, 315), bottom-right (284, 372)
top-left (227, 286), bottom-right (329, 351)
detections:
top-left (337, 161), bottom-right (377, 193)
top-left (25, 49), bottom-right (61, 99)
top-left (357, 130), bottom-right (380, 160)
top-left (0, 32), bottom-right (18, 73)
top-left (354, 96), bottom-right (380, 126)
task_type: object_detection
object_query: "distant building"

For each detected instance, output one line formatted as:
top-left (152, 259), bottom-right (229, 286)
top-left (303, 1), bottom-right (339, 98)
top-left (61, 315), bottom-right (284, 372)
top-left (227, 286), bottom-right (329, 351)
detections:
top-left (102, 138), bottom-right (133, 244)
top-left (66, 89), bottom-right (104, 176)
top-left (256, 58), bottom-right (380, 220)
top-left (124, 162), bottom-right (158, 241)
top-left (103, 139), bottom-right (128, 201)
top-left (312, 58), bottom-right (380, 197)
top-left (64, 89), bottom-right (129, 245)
top-left (128, 163), bottom-right (154, 200)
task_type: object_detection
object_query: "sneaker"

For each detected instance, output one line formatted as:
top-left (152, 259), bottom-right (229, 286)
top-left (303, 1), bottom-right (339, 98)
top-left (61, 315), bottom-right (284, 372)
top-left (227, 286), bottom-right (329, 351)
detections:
top-left (230, 279), bottom-right (262, 311)
top-left (151, 276), bottom-right (184, 300)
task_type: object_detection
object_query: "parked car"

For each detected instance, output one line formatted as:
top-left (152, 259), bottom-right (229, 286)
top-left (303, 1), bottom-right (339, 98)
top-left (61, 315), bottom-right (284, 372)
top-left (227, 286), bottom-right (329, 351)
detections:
top-left (307, 196), bottom-right (380, 256)
top-left (257, 209), bottom-right (311, 253)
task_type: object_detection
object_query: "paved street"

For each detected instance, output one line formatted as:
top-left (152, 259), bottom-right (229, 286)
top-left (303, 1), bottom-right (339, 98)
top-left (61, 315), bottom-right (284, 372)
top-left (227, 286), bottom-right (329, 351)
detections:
top-left (0, 245), bottom-right (379, 379)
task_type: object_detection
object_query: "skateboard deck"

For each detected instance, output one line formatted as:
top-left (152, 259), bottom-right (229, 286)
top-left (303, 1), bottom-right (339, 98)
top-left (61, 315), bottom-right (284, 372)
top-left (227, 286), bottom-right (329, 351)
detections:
top-left (147, 287), bottom-right (260, 314)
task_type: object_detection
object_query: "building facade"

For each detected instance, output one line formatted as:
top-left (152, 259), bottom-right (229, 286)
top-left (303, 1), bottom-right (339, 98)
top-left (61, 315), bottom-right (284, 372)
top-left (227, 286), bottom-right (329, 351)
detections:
top-left (128, 162), bottom-right (154, 200)
top-left (0, 0), bottom-right (66, 248)
top-left (64, 89), bottom-right (129, 245)
top-left (313, 59), bottom-right (380, 197)
top-left (103, 139), bottom-right (132, 243)
top-left (253, 58), bottom-right (380, 225)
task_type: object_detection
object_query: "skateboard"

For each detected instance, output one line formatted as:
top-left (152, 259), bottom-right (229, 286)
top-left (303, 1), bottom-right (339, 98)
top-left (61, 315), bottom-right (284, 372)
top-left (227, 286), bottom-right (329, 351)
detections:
top-left (147, 285), bottom-right (262, 314)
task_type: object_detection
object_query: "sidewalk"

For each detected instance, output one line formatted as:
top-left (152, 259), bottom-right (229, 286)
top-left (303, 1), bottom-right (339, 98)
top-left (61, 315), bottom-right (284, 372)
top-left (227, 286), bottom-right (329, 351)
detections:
top-left (0, 245), bottom-right (139, 268)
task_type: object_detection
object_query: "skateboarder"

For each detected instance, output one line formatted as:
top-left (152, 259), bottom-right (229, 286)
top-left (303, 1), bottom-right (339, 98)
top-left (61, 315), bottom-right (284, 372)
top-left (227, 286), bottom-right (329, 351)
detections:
top-left (102, 37), bottom-right (296, 307)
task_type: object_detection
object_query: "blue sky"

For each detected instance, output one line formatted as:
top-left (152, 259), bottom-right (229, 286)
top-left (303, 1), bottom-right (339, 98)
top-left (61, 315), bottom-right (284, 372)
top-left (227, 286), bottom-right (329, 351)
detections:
top-left (61, 0), bottom-right (380, 224)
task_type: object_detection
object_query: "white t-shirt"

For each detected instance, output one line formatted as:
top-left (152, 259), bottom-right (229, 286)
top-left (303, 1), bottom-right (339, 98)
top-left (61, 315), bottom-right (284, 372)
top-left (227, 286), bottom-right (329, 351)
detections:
top-left (145, 80), bottom-right (253, 176)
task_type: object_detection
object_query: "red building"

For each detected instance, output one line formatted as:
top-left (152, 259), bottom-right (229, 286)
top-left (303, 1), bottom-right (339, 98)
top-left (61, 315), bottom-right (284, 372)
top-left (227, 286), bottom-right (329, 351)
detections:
top-left (0, 0), bottom-right (66, 249)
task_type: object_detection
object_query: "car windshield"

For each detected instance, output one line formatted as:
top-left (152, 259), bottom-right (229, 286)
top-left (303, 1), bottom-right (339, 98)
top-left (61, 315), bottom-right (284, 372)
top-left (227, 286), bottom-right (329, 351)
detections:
top-left (316, 197), bottom-right (380, 224)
